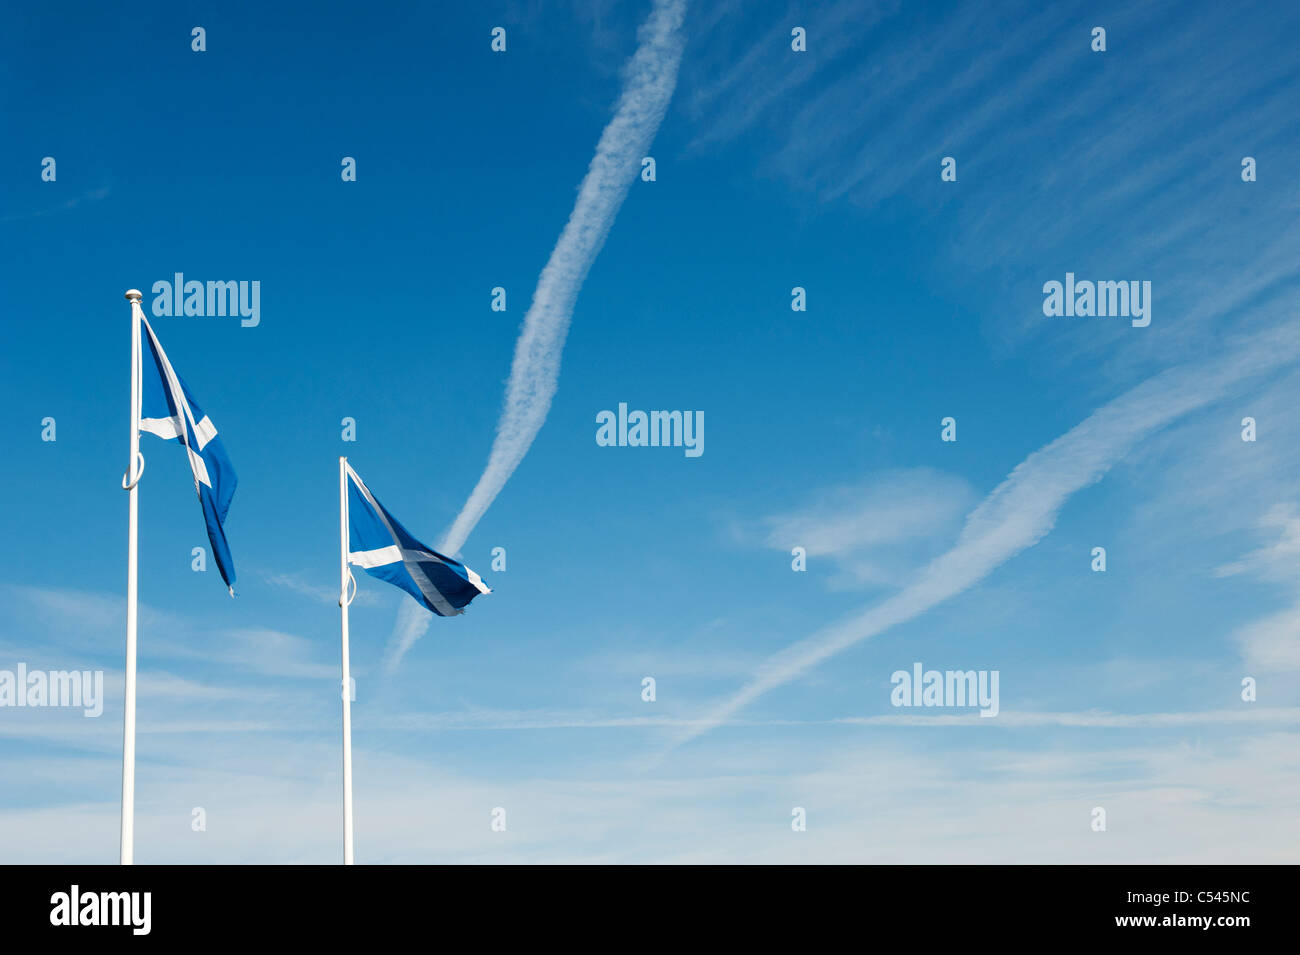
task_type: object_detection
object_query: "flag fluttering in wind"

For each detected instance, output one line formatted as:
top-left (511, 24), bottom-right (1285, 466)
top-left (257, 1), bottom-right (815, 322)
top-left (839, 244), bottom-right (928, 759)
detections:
top-left (139, 315), bottom-right (239, 593)
top-left (334, 459), bottom-right (489, 864)
top-left (119, 289), bottom-right (239, 866)
top-left (343, 461), bottom-right (489, 616)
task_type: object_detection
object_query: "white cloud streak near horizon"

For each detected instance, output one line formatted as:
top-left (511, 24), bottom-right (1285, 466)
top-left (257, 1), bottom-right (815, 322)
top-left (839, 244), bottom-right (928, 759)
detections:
top-left (388, 0), bottom-right (688, 669)
top-left (670, 321), bottom-right (1300, 751)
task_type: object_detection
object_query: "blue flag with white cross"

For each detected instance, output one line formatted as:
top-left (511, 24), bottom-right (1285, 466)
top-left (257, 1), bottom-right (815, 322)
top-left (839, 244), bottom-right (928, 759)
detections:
top-left (344, 462), bottom-right (490, 616)
top-left (139, 316), bottom-right (238, 593)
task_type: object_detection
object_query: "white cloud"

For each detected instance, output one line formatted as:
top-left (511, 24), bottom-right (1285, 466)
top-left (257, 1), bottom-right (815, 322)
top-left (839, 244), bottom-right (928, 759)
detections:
top-left (1235, 606), bottom-right (1300, 673)
top-left (758, 468), bottom-right (974, 589)
top-left (4, 585), bottom-right (337, 681)
top-left (5, 722), bottom-right (1300, 863)
top-left (673, 321), bottom-right (1300, 749)
top-left (1216, 503), bottom-right (1300, 582)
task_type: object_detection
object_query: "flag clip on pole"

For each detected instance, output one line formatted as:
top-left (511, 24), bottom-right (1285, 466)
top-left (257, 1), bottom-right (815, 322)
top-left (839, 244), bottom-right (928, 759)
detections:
top-left (339, 457), bottom-right (356, 865)
top-left (120, 289), bottom-right (145, 866)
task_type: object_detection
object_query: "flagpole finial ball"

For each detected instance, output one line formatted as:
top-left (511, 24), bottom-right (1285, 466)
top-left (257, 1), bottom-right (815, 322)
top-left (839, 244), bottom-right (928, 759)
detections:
top-left (124, 289), bottom-right (143, 302)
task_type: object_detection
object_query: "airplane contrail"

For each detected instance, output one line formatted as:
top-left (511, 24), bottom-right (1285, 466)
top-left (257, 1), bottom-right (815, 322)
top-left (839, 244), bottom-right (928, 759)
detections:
top-left (668, 321), bottom-right (1300, 750)
top-left (389, 0), bottom-right (688, 668)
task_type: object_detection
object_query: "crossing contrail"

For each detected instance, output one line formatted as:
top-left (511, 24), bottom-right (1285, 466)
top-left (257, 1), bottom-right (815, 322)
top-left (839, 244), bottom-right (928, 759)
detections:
top-left (389, 0), bottom-right (688, 668)
top-left (667, 321), bottom-right (1300, 750)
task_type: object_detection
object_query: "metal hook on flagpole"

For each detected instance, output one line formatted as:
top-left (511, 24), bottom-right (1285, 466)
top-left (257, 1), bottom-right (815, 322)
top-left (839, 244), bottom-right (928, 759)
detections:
top-left (121, 451), bottom-right (145, 490)
top-left (340, 568), bottom-right (357, 607)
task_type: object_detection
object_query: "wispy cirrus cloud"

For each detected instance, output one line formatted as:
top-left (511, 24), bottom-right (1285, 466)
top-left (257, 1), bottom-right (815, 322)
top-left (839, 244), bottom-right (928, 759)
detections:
top-left (6, 718), bottom-right (1300, 863)
top-left (260, 569), bottom-right (379, 607)
top-left (672, 320), bottom-right (1300, 750)
top-left (682, 0), bottom-right (1300, 381)
top-left (1234, 607), bottom-right (1300, 672)
top-left (1221, 505), bottom-right (1300, 673)
top-left (5, 585), bottom-right (337, 681)
top-left (1215, 504), bottom-right (1300, 583)
top-left (832, 707), bottom-right (1300, 728)
top-left (752, 468), bottom-right (975, 590)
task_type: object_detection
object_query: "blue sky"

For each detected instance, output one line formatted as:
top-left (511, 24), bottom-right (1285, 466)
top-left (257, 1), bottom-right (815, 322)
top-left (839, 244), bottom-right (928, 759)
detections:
top-left (3, 0), bottom-right (1300, 863)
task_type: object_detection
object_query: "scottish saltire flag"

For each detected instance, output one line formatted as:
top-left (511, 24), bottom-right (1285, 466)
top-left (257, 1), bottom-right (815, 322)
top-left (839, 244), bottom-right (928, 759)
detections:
top-left (344, 463), bottom-right (490, 616)
top-left (139, 316), bottom-right (238, 593)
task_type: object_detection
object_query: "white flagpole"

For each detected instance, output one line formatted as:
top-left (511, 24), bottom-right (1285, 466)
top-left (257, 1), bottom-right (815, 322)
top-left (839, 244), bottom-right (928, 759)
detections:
top-left (120, 289), bottom-right (144, 865)
top-left (338, 456), bottom-right (355, 864)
